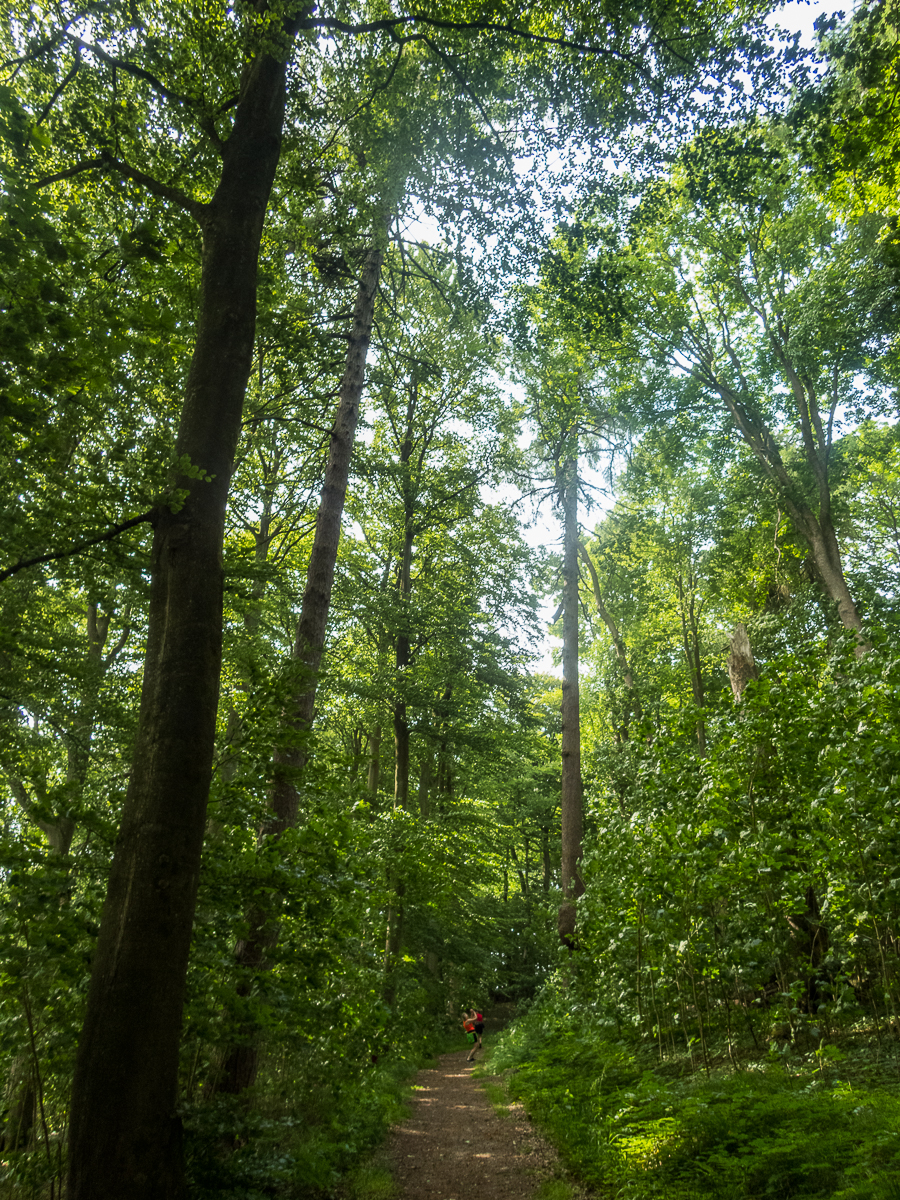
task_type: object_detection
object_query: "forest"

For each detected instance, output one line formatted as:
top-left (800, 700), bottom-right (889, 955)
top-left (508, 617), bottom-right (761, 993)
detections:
top-left (0, 0), bottom-right (898, 1197)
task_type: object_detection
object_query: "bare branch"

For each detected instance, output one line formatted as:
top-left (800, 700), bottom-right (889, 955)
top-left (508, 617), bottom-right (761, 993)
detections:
top-left (0, 511), bottom-right (155, 583)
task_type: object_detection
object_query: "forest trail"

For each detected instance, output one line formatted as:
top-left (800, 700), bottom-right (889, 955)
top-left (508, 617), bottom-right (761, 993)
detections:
top-left (384, 1012), bottom-right (564, 1200)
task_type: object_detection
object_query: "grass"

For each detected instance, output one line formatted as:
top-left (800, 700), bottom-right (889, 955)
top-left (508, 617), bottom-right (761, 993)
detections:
top-left (480, 1078), bottom-right (512, 1117)
top-left (488, 1010), bottom-right (900, 1200)
top-left (534, 1180), bottom-right (576, 1200)
top-left (342, 1157), bottom-right (398, 1200)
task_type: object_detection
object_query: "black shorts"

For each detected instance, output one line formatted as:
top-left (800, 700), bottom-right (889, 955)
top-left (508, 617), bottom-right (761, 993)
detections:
top-left (474, 1023), bottom-right (484, 1037)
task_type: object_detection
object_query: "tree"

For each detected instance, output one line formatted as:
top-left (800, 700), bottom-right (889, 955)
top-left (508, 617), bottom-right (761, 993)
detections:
top-left (615, 128), bottom-right (890, 644)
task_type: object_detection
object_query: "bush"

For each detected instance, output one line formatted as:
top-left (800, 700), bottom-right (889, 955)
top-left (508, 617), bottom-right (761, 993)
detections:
top-left (489, 996), bottom-right (900, 1199)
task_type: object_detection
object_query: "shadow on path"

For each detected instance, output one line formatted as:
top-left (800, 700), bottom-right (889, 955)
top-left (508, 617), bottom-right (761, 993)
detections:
top-left (384, 1041), bottom-right (549, 1200)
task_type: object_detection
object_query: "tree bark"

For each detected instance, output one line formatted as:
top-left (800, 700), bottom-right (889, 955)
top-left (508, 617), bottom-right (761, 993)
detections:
top-left (676, 573), bottom-right (706, 755)
top-left (707, 374), bottom-right (868, 649)
top-left (727, 623), bottom-right (758, 702)
top-left (271, 239), bottom-right (386, 821)
top-left (394, 695), bottom-right (410, 809)
top-left (558, 455), bottom-right (584, 948)
top-left (510, 845), bottom-right (529, 896)
top-left (417, 753), bottom-right (433, 819)
top-left (214, 238), bottom-right (385, 1097)
top-left (382, 880), bottom-right (406, 1008)
top-left (383, 381), bottom-right (418, 1003)
top-left (367, 725), bottom-right (382, 795)
top-left (66, 24), bottom-right (300, 1199)
top-left (393, 382), bottom-right (416, 810)
top-left (0, 1051), bottom-right (34, 1151)
top-left (541, 826), bottom-right (551, 893)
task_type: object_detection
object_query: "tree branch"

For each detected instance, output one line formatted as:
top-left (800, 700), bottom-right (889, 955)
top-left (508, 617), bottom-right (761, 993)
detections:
top-left (33, 150), bottom-right (208, 220)
top-left (64, 35), bottom-right (190, 107)
top-left (33, 156), bottom-right (106, 187)
top-left (299, 13), bottom-right (646, 73)
top-left (35, 51), bottom-right (81, 126)
top-left (101, 152), bottom-right (209, 221)
top-left (0, 511), bottom-right (155, 583)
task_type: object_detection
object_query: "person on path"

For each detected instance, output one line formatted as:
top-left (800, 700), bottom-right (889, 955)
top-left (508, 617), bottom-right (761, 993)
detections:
top-left (464, 1006), bottom-right (484, 1062)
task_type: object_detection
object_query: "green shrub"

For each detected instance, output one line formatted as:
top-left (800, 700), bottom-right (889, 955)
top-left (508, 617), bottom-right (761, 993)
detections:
top-left (490, 999), bottom-right (900, 1200)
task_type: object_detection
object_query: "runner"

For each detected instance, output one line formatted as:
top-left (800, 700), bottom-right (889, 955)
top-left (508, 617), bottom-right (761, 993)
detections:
top-left (464, 1006), bottom-right (484, 1062)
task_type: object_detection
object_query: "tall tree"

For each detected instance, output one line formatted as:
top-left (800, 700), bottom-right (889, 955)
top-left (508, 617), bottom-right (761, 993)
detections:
top-left (614, 129), bottom-right (890, 643)
top-left (59, 7), bottom-right (305, 1195)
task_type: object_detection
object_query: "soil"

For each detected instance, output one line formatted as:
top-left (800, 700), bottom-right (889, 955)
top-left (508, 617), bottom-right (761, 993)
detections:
top-left (383, 1012), bottom-right (565, 1200)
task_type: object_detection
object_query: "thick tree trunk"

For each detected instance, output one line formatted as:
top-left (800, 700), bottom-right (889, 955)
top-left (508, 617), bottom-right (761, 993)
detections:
top-left (727, 623), bottom-right (758, 702)
top-left (214, 239), bottom-right (385, 1097)
top-left (66, 30), bottom-right (298, 1200)
top-left (557, 455), bottom-right (584, 948)
top-left (807, 521), bottom-right (866, 641)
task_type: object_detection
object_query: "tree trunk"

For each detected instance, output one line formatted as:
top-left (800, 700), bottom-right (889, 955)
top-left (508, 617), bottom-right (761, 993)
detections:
top-left (712, 378), bottom-right (867, 648)
top-left (0, 1051), bottom-right (34, 1151)
top-left (510, 845), bottom-right (529, 896)
top-left (213, 239), bottom-right (385, 1098)
top-left (367, 725), bottom-right (382, 795)
top-left (558, 455), bottom-right (584, 948)
top-left (66, 28), bottom-right (299, 1200)
top-left (272, 239), bottom-right (386, 818)
top-left (383, 383), bottom-right (418, 1001)
top-left (5, 603), bottom-right (127, 856)
top-left (417, 753), bottom-right (433, 820)
top-left (393, 385), bottom-right (416, 810)
top-left (676, 574), bottom-right (706, 755)
top-left (579, 541), bottom-right (641, 736)
top-left (350, 727), bottom-right (365, 780)
top-left (807, 520), bottom-right (867, 642)
top-left (382, 881), bottom-right (406, 1008)
top-left (394, 699), bottom-right (410, 809)
top-left (727, 623), bottom-right (758, 702)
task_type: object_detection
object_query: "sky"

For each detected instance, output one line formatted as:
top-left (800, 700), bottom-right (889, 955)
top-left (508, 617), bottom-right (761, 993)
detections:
top-left (769, 0), bottom-right (839, 45)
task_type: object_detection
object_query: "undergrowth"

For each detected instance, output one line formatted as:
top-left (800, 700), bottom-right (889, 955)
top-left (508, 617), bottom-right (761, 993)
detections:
top-left (183, 1028), bottom-right (459, 1199)
top-left (489, 994), bottom-right (900, 1199)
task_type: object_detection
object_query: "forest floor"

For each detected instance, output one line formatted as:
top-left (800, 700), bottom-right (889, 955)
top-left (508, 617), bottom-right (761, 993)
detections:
top-left (375, 1009), bottom-right (584, 1200)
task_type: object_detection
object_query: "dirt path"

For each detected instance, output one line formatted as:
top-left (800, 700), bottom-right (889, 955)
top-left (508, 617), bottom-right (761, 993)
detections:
top-left (383, 1047), bottom-right (558, 1200)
